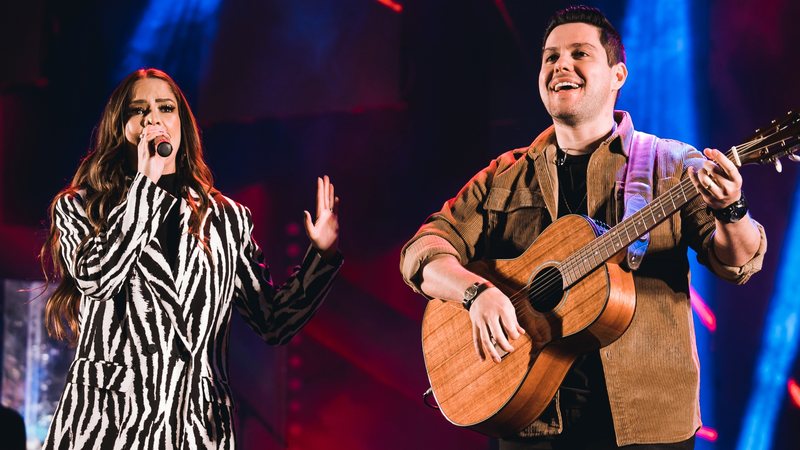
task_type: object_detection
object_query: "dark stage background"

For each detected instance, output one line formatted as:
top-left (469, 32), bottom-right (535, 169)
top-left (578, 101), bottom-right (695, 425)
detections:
top-left (1, 1), bottom-right (798, 449)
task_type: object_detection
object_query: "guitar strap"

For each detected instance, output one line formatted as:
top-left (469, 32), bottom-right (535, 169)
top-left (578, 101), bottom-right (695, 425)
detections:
top-left (622, 131), bottom-right (658, 270)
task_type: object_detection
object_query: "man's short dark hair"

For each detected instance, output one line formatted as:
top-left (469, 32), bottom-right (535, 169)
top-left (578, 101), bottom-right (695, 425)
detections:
top-left (542, 5), bottom-right (626, 66)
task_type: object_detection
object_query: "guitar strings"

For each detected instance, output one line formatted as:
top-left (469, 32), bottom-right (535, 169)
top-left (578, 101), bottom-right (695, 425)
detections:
top-left (506, 176), bottom-right (699, 311)
top-left (507, 126), bottom-right (797, 315)
top-left (502, 129), bottom-right (789, 317)
top-left (507, 137), bottom-right (781, 314)
top-left (513, 173), bottom-right (705, 313)
top-left (502, 179), bottom-right (694, 312)
top-left (497, 133), bottom-right (782, 317)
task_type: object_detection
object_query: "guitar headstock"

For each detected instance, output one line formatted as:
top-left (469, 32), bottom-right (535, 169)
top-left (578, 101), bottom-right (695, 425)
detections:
top-left (734, 111), bottom-right (800, 172)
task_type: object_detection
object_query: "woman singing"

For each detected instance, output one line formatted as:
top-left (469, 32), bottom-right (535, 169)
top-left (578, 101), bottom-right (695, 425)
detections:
top-left (41, 68), bottom-right (342, 449)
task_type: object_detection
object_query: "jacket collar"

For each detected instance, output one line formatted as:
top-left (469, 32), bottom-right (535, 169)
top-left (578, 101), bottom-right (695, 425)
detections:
top-left (527, 110), bottom-right (635, 220)
top-left (528, 110), bottom-right (635, 161)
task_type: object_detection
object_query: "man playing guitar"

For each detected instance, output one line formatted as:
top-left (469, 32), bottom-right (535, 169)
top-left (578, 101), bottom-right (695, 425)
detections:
top-left (400, 5), bottom-right (765, 449)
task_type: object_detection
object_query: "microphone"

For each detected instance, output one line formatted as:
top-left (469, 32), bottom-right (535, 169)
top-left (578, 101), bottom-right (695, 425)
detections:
top-left (154, 136), bottom-right (173, 157)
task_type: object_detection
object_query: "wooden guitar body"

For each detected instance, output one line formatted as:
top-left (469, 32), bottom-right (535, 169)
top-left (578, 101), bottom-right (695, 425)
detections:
top-left (421, 215), bottom-right (636, 437)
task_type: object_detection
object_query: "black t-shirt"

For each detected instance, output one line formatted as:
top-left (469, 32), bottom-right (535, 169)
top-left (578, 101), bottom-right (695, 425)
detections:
top-left (551, 148), bottom-right (608, 411)
top-left (556, 149), bottom-right (590, 217)
top-left (156, 173), bottom-right (181, 273)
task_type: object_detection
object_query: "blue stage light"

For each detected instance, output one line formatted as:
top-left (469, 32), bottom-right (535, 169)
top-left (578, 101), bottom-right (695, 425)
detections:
top-left (737, 178), bottom-right (800, 450)
top-left (116, 0), bottom-right (222, 83)
top-left (618, 2), bottom-right (715, 448)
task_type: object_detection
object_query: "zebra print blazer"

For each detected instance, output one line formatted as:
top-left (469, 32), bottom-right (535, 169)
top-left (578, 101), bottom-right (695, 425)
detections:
top-left (44, 173), bottom-right (341, 449)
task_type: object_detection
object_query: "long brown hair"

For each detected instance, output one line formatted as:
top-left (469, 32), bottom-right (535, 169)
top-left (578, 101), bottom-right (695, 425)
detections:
top-left (41, 68), bottom-right (215, 345)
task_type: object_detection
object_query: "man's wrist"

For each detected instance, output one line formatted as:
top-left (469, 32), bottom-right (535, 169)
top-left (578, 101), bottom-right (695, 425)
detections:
top-left (462, 281), bottom-right (495, 311)
top-left (709, 192), bottom-right (748, 224)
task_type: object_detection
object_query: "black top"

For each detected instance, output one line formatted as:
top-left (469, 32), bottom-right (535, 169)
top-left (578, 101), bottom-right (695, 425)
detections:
top-left (556, 148), bottom-right (591, 217)
top-left (156, 173), bottom-right (182, 273)
top-left (553, 148), bottom-right (608, 412)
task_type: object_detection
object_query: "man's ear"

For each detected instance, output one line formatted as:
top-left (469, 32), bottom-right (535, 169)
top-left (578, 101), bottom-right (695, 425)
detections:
top-left (612, 62), bottom-right (628, 91)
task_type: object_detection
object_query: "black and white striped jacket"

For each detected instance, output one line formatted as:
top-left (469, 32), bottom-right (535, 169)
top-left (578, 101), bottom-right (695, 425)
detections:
top-left (44, 173), bottom-right (341, 449)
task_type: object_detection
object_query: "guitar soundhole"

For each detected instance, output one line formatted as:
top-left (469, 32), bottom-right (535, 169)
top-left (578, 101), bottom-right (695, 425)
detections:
top-left (528, 266), bottom-right (564, 313)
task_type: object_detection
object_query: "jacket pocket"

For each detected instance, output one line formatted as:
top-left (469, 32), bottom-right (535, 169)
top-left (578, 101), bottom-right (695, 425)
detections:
top-left (66, 358), bottom-right (134, 393)
top-left (200, 376), bottom-right (235, 445)
top-left (63, 358), bottom-right (134, 437)
top-left (484, 187), bottom-right (547, 258)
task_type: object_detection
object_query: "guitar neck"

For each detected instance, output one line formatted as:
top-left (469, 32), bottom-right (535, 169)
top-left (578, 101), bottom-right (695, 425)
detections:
top-left (559, 107), bottom-right (800, 289)
top-left (555, 109), bottom-right (800, 286)
top-left (560, 169), bottom-right (703, 287)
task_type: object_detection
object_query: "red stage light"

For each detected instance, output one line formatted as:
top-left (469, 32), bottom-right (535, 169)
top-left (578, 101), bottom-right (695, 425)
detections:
top-left (690, 286), bottom-right (717, 332)
top-left (696, 426), bottom-right (718, 442)
top-left (285, 221), bottom-right (301, 236)
top-left (286, 242), bottom-right (302, 258)
top-left (789, 379), bottom-right (800, 408)
top-left (377, 0), bottom-right (402, 13)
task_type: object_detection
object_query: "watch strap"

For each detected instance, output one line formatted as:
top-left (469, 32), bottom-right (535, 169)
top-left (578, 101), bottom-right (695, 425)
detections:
top-left (709, 193), bottom-right (748, 223)
top-left (462, 281), bottom-right (495, 311)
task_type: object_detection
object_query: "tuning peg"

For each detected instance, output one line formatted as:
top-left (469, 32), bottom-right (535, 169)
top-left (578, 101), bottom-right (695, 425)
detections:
top-left (788, 154), bottom-right (800, 163)
top-left (774, 159), bottom-right (783, 173)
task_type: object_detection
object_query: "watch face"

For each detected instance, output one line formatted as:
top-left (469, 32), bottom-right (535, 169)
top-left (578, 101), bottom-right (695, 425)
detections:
top-left (727, 198), bottom-right (748, 222)
top-left (464, 284), bottom-right (479, 300)
top-left (713, 196), bottom-right (748, 223)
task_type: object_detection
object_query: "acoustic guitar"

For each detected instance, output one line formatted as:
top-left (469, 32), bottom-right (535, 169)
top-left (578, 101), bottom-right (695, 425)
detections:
top-left (420, 111), bottom-right (800, 437)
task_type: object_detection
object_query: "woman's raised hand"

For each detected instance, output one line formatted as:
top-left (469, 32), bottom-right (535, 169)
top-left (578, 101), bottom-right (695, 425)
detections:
top-left (303, 175), bottom-right (340, 260)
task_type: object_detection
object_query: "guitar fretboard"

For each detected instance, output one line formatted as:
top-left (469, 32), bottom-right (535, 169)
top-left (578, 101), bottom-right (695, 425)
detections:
top-left (559, 175), bottom-right (700, 287)
top-left (549, 110), bottom-right (799, 287)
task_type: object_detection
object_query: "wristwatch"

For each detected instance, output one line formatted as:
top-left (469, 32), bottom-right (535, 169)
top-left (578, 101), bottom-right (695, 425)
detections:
top-left (463, 281), bottom-right (494, 311)
top-left (710, 193), bottom-right (749, 223)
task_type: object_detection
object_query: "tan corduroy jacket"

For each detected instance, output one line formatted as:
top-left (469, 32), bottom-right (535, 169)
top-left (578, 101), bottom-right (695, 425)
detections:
top-left (399, 111), bottom-right (766, 446)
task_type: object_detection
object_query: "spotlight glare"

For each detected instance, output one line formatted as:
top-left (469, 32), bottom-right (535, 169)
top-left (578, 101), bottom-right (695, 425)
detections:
top-left (690, 286), bottom-right (717, 332)
top-left (789, 379), bottom-right (800, 408)
top-left (697, 426), bottom-right (719, 442)
top-left (376, 0), bottom-right (402, 13)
